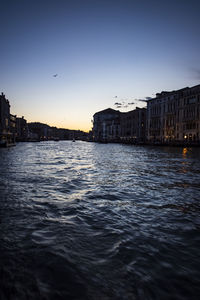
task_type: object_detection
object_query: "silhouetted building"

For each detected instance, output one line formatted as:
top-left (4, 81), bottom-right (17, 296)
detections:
top-left (93, 108), bottom-right (121, 142)
top-left (10, 114), bottom-right (17, 143)
top-left (120, 107), bottom-right (146, 143)
top-left (28, 122), bottom-right (51, 140)
top-left (16, 116), bottom-right (29, 141)
top-left (0, 93), bottom-right (12, 146)
top-left (69, 130), bottom-right (88, 141)
top-left (88, 130), bottom-right (93, 141)
top-left (147, 84), bottom-right (200, 144)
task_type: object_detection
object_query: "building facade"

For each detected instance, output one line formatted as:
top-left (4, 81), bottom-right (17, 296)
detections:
top-left (10, 114), bottom-right (17, 143)
top-left (28, 122), bottom-right (51, 140)
top-left (120, 107), bottom-right (146, 143)
top-left (93, 108), bottom-right (121, 142)
top-left (0, 93), bottom-right (12, 145)
top-left (147, 84), bottom-right (200, 144)
top-left (179, 85), bottom-right (200, 142)
top-left (16, 116), bottom-right (29, 141)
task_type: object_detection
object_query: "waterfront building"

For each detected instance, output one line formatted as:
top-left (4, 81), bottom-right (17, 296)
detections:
top-left (93, 108), bottom-right (121, 142)
top-left (0, 93), bottom-right (11, 145)
top-left (28, 122), bottom-right (51, 140)
top-left (16, 116), bottom-right (29, 141)
top-left (120, 107), bottom-right (146, 143)
top-left (147, 91), bottom-right (170, 143)
top-left (71, 130), bottom-right (88, 141)
top-left (147, 84), bottom-right (200, 144)
top-left (10, 114), bottom-right (17, 143)
top-left (179, 84), bottom-right (200, 143)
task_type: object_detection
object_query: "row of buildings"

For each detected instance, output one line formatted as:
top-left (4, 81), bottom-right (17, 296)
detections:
top-left (28, 122), bottom-right (88, 141)
top-left (0, 93), bottom-right (88, 146)
top-left (92, 84), bottom-right (200, 145)
top-left (0, 92), bottom-right (27, 146)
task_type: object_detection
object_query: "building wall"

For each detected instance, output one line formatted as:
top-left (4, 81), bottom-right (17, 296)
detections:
top-left (10, 114), bottom-right (17, 142)
top-left (0, 93), bottom-right (11, 143)
top-left (120, 107), bottom-right (146, 143)
top-left (93, 108), bottom-right (121, 142)
top-left (16, 116), bottom-right (29, 141)
top-left (147, 84), bottom-right (200, 143)
top-left (179, 85), bottom-right (200, 142)
top-left (28, 122), bottom-right (51, 140)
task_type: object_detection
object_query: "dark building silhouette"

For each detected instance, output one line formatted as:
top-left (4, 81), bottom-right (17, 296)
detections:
top-left (16, 116), bottom-right (29, 141)
top-left (10, 114), bottom-right (17, 143)
top-left (0, 93), bottom-right (14, 146)
top-left (92, 107), bottom-right (146, 144)
top-left (93, 108), bottom-right (121, 142)
top-left (28, 122), bottom-right (51, 140)
top-left (120, 107), bottom-right (146, 143)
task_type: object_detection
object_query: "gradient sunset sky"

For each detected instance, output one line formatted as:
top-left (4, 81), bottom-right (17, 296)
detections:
top-left (1, 0), bottom-right (200, 131)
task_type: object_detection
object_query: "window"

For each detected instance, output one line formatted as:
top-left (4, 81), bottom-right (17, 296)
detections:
top-left (188, 97), bottom-right (196, 104)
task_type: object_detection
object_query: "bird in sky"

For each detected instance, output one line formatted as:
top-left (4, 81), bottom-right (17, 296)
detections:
top-left (53, 74), bottom-right (58, 77)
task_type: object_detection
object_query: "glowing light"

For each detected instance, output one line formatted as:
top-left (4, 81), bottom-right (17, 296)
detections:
top-left (182, 147), bottom-right (188, 158)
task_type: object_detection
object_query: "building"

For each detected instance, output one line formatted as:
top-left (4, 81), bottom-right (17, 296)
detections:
top-left (179, 84), bottom-right (200, 143)
top-left (0, 93), bottom-right (12, 146)
top-left (93, 108), bottom-right (121, 142)
top-left (28, 122), bottom-right (51, 140)
top-left (16, 116), bottom-right (29, 141)
top-left (120, 107), bottom-right (146, 143)
top-left (10, 114), bottom-right (17, 143)
top-left (147, 84), bottom-right (200, 144)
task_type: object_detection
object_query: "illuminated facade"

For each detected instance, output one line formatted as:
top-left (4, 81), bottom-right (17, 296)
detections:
top-left (147, 84), bottom-right (200, 143)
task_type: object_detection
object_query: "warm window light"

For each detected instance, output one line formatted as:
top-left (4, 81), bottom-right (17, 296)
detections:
top-left (184, 135), bottom-right (187, 139)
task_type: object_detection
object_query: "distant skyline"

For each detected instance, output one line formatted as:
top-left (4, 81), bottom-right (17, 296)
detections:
top-left (1, 0), bottom-right (200, 132)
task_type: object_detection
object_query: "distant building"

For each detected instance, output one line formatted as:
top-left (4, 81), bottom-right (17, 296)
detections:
top-left (88, 130), bottom-right (93, 141)
top-left (93, 108), bottom-right (121, 142)
top-left (28, 122), bottom-right (51, 140)
top-left (147, 84), bottom-right (200, 144)
top-left (120, 107), bottom-right (146, 143)
top-left (57, 128), bottom-right (70, 140)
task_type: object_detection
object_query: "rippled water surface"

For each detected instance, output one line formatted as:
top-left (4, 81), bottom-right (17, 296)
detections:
top-left (1, 141), bottom-right (200, 299)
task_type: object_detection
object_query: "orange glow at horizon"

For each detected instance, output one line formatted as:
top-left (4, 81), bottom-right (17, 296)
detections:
top-left (26, 116), bottom-right (93, 133)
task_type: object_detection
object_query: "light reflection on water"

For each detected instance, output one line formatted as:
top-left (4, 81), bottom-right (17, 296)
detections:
top-left (182, 147), bottom-right (188, 158)
top-left (0, 141), bottom-right (200, 300)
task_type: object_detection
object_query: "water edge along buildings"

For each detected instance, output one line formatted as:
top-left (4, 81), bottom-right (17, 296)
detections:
top-left (1, 83), bottom-right (200, 147)
top-left (92, 84), bottom-right (200, 146)
top-left (0, 93), bottom-right (89, 146)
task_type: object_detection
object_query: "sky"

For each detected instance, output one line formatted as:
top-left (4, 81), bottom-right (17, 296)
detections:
top-left (1, 0), bottom-right (200, 132)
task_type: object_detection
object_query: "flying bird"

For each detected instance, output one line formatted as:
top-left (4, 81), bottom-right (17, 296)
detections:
top-left (53, 74), bottom-right (58, 77)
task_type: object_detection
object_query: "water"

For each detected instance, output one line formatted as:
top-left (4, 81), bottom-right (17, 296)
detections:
top-left (0, 141), bottom-right (200, 300)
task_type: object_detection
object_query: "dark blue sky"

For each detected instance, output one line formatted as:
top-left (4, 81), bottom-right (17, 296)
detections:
top-left (1, 0), bottom-right (200, 130)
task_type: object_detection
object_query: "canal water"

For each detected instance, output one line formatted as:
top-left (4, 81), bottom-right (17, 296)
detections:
top-left (0, 141), bottom-right (200, 300)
